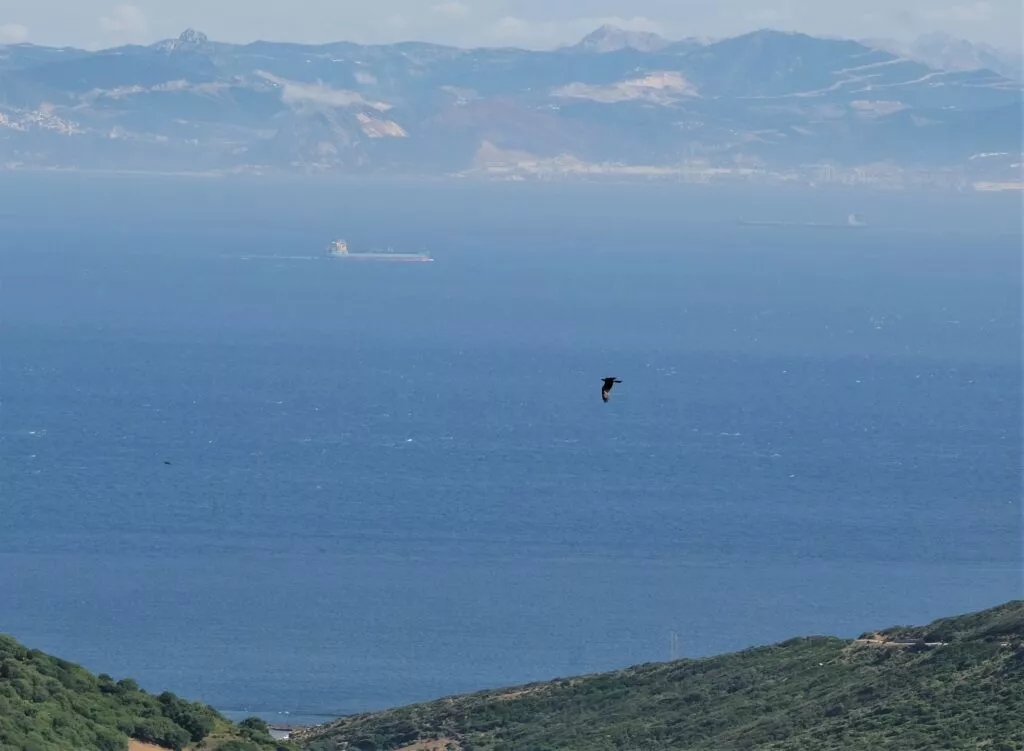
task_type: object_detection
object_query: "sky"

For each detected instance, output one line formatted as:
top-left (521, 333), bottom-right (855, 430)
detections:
top-left (0, 0), bottom-right (1021, 51)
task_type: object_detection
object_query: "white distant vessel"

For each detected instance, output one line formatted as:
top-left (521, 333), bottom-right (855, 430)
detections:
top-left (326, 239), bottom-right (433, 262)
top-left (737, 213), bottom-right (867, 228)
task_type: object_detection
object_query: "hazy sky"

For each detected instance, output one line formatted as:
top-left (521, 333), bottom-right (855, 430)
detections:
top-left (0, 0), bottom-right (1021, 51)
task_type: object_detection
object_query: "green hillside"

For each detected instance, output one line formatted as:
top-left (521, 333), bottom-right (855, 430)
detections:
top-left (0, 634), bottom-right (295, 751)
top-left (296, 601), bottom-right (1024, 751)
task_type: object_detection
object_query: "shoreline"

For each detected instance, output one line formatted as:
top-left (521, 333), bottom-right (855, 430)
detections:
top-left (0, 164), bottom-right (1019, 193)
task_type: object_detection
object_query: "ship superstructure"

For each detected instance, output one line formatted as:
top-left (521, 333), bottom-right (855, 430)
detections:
top-left (326, 239), bottom-right (351, 256)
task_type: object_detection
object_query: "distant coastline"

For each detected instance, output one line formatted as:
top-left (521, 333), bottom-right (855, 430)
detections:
top-left (2, 26), bottom-right (1018, 188)
top-left (0, 163), bottom-right (1020, 193)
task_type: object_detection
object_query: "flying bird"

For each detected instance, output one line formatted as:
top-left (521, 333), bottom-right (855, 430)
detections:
top-left (601, 377), bottom-right (622, 402)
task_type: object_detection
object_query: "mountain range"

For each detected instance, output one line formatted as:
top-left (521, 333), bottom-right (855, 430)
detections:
top-left (0, 26), bottom-right (1021, 180)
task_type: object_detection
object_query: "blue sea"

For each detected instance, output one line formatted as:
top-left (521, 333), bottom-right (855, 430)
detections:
top-left (0, 175), bottom-right (1020, 725)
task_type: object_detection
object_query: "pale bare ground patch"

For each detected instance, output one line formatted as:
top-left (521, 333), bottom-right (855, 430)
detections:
top-left (850, 632), bottom-right (948, 648)
top-left (391, 739), bottom-right (460, 751)
top-left (493, 686), bottom-right (542, 701)
top-left (128, 742), bottom-right (170, 751)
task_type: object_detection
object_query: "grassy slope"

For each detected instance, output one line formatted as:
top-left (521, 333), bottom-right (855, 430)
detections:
top-left (297, 600), bottom-right (1024, 751)
top-left (0, 634), bottom-right (296, 751)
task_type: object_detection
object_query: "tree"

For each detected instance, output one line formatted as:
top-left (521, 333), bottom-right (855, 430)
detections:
top-left (240, 717), bottom-right (270, 735)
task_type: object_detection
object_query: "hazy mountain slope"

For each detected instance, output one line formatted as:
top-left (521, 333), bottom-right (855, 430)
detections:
top-left (865, 32), bottom-right (1023, 83)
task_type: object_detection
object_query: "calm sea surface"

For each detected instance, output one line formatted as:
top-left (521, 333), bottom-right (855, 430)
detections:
top-left (0, 176), bottom-right (1020, 724)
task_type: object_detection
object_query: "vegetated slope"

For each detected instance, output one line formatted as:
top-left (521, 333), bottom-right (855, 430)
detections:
top-left (297, 600), bottom-right (1024, 751)
top-left (0, 634), bottom-right (295, 751)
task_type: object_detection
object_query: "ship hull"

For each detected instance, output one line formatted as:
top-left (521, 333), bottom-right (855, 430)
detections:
top-left (329, 254), bottom-right (433, 262)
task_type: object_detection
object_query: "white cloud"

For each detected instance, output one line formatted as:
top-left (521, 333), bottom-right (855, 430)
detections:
top-left (432, 1), bottom-right (470, 17)
top-left (98, 4), bottom-right (148, 38)
top-left (932, 1), bottom-right (997, 22)
top-left (255, 70), bottom-right (391, 110)
top-left (0, 23), bottom-right (29, 43)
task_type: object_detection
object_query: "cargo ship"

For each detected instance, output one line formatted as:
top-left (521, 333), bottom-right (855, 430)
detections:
top-left (326, 239), bottom-right (433, 262)
top-left (737, 213), bottom-right (867, 228)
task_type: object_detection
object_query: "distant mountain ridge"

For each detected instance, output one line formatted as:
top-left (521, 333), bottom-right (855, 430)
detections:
top-left (0, 26), bottom-right (1020, 182)
top-left (568, 25), bottom-right (675, 53)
